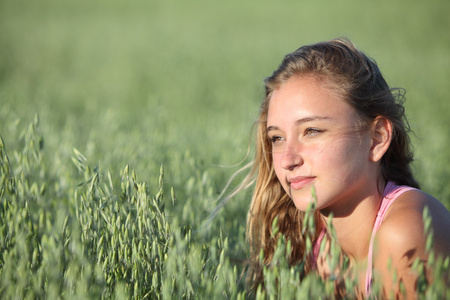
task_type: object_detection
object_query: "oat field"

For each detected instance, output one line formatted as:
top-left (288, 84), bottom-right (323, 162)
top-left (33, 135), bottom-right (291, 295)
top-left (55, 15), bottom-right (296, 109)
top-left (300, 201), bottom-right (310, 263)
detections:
top-left (1, 0), bottom-right (449, 298)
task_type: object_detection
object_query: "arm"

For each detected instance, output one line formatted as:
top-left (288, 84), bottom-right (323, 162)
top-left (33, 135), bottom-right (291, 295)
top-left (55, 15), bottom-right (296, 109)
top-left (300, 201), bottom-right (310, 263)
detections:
top-left (372, 190), bottom-right (450, 299)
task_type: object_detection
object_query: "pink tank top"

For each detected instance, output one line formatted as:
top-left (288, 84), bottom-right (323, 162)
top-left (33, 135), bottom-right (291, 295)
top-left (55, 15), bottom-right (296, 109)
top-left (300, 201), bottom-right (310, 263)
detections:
top-left (311, 181), bottom-right (418, 297)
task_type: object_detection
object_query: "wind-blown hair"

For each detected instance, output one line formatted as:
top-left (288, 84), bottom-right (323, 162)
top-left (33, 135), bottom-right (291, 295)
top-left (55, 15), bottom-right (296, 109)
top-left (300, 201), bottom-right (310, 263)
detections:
top-left (246, 37), bottom-right (418, 287)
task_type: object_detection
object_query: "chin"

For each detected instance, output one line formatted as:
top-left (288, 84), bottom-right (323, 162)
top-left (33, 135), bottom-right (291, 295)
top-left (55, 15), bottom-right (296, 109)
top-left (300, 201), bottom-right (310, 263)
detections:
top-left (292, 197), bottom-right (317, 212)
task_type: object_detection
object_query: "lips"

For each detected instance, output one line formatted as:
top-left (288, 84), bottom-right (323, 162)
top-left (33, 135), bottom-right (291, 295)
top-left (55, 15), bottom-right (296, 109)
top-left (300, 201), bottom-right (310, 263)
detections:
top-left (287, 176), bottom-right (315, 190)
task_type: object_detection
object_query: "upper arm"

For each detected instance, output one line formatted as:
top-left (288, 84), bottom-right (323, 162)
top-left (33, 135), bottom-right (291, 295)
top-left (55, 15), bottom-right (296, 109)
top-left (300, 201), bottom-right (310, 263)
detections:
top-left (372, 190), bottom-right (447, 299)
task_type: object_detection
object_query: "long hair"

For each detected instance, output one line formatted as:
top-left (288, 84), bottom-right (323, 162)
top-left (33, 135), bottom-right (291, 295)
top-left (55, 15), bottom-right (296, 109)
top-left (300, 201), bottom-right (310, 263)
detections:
top-left (246, 37), bottom-right (419, 288)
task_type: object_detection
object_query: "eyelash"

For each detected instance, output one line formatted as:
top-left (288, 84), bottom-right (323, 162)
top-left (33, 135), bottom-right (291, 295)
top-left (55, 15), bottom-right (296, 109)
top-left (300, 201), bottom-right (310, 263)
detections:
top-left (304, 127), bottom-right (323, 136)
top-left (269, 128), bottom-right (324, 144)
top-left (270, 136), bottom-right (284, 144)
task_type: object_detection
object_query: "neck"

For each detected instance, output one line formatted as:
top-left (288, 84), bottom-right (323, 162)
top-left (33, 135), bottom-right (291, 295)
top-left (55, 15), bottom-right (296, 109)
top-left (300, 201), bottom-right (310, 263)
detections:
top-left (320, 179), bottom-right (386, 260)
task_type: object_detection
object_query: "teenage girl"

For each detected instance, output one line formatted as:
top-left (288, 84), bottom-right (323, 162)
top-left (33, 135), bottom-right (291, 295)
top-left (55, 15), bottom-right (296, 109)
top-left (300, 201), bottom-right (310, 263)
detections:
top-left (245, 38), bottom-right (450, 298)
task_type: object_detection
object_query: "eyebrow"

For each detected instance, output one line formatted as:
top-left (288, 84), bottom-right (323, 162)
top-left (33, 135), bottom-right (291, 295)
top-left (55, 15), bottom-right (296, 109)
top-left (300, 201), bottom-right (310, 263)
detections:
top-left (267, 116), bottom-right (331, 132)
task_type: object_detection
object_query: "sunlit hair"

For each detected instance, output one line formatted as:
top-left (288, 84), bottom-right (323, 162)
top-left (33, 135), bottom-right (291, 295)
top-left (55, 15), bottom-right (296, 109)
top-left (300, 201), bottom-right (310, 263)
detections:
top-left (246, 37), bottom-right (419, 288)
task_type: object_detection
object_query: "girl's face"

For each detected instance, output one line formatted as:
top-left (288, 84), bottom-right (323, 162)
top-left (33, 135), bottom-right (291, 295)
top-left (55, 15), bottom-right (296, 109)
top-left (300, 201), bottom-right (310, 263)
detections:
top-left (267, 75), bottom-right (375, 214)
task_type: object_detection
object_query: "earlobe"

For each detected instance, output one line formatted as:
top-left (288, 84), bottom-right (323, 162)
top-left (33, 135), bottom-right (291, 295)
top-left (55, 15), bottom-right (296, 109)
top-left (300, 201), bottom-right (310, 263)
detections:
top-left (370, 117), bottom-right (393, 162)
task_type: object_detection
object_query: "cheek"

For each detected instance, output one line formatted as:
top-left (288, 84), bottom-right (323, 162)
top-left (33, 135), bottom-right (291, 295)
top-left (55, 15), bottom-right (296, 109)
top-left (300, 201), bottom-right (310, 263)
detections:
top-left (308, 141), bottom-right (353, 172)
top-left (305, 144), bottom-right (328, 163)
top-left (271, 152), bottom-right (284, 179)
top-left (271, 152), bottom-right (292, 194)
top-left (312, 138), bottom-right (367, 177)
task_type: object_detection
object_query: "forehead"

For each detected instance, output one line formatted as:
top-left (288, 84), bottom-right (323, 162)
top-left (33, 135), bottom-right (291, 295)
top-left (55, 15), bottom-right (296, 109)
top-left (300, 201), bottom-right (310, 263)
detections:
top-left (267, 75), bottom-right (356, 124)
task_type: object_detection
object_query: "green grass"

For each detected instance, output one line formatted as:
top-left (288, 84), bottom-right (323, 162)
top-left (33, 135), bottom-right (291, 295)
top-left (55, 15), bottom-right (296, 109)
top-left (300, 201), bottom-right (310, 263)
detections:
top-left (1, 0), bottom-right (449, 298)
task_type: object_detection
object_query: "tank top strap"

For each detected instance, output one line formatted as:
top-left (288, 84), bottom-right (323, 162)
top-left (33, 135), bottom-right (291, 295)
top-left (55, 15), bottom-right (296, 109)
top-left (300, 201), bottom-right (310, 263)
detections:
top-left (365, 181), bottom-right (418, 297)
top-left (311, 227), bottom-right (326, 268)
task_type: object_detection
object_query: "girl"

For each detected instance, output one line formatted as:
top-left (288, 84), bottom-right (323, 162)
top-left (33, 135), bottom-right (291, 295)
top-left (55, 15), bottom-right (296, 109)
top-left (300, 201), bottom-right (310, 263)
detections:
top-left (245, 38), bottom-right (450, 298)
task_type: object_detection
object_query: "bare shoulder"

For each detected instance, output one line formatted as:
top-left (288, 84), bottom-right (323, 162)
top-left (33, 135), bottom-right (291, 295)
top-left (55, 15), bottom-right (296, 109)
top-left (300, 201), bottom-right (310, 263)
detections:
top-left (372, 190), bottom-right (450, 297)
top-left (378, 189), bottom-right (450, 258)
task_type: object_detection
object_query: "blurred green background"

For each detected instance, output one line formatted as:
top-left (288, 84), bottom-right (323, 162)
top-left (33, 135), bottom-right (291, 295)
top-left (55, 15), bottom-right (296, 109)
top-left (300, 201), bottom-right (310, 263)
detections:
top-left (1, 0), bottom-right (449, 234)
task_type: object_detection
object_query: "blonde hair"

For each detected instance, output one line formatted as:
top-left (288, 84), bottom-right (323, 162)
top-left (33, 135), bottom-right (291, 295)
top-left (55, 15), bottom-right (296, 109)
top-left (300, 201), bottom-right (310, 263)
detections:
top-left (246, 37), bottom-right (418, 287)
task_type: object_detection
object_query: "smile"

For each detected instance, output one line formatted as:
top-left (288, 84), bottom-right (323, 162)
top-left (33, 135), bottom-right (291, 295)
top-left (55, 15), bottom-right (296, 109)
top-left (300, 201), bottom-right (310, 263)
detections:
top-left (288, 176), bottom-right (315, 190)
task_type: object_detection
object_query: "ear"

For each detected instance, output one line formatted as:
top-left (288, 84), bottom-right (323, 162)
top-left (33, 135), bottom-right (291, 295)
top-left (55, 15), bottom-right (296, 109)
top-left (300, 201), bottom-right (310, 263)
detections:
top-left (369, 117), bottom-right (393, 162)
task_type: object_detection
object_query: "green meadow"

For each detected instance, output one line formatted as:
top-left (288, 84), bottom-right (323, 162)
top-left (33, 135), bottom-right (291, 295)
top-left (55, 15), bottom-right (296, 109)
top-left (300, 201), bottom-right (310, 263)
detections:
top-left (1, 0), bottom-right (449, 298)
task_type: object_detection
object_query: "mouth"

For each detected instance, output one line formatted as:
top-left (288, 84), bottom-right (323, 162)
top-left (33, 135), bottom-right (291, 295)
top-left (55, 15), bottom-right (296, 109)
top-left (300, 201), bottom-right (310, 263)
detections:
top-left (287, 176), bottom-right (315, 190)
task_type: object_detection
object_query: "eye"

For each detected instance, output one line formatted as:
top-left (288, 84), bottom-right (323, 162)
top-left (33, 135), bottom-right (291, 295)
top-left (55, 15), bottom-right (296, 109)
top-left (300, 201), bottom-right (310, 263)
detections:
top-left (304, 127), bottom-right (323, 136)
top-left (269, 135), bottom-right (285, 145)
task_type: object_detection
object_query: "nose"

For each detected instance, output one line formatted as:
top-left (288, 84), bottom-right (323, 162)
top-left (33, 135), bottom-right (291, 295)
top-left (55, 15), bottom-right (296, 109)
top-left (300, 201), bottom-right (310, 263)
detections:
top-left (280, 140), bottom-right (303, 171)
